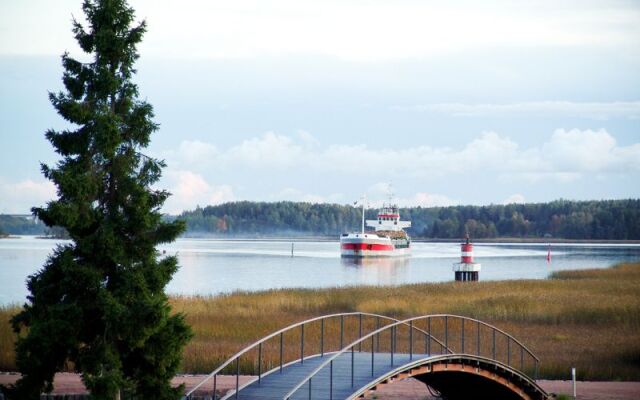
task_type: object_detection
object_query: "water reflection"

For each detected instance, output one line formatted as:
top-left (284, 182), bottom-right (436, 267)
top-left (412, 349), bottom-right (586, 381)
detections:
top-left (341, 257), bottom-right (411, 286)
top-left (341, 257), bottom-right (410, 269)
top-left (2, 237), bottom-right (639, 304)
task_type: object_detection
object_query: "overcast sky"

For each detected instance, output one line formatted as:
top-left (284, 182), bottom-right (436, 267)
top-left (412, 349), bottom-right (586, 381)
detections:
top-left (1, 0), bottom-right (639, 214)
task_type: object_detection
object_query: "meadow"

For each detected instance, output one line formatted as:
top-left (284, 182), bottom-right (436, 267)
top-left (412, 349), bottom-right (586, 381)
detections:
top-left (1, 262), bottom-right (639, 380)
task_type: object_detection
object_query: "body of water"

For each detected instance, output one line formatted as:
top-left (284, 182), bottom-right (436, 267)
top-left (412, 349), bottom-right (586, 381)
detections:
top-left (1, 236), bottom-right (639, 304)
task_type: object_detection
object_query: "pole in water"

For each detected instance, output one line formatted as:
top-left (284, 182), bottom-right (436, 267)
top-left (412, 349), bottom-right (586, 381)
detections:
top-left (291, 242), bottom-right (294, 257)
top-left (572, 367), bottom-right (576, 399)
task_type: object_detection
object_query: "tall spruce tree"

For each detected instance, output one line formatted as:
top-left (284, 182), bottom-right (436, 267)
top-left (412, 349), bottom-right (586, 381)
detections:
top-left (5, 1), bottom-right (192, 399)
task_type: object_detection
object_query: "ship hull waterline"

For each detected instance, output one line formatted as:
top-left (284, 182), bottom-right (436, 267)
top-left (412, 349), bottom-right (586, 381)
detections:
top-left (340, 234), bottom-right (410, 258)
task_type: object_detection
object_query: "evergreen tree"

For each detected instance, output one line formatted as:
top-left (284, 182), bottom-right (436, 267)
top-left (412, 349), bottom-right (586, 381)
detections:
top-left (4, 1), bottom-right (192, 399)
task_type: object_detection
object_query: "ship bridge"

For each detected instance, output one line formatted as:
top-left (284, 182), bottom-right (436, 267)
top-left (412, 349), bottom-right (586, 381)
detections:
top-left (366, 204), bottom-right (411, 232)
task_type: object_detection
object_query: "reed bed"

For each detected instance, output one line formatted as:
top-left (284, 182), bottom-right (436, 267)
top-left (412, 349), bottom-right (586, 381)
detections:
top-left (1, 263), bottom-right (639, 380)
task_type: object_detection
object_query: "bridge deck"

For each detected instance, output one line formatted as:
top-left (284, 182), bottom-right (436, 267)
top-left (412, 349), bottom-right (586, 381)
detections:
top-left (232, 352), bottom-right (435, 399)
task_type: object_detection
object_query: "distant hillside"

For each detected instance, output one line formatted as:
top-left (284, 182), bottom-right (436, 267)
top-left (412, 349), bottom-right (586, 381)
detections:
top-left (177, 199), bottom-right (640, 240)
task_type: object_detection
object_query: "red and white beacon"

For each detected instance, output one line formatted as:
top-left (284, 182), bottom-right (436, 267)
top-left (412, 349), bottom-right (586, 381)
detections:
top-left (453, 234), bottom-right (481, 281)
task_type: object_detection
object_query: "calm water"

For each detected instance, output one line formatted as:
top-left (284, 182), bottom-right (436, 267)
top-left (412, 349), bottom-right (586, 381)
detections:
top-left (1, 236), bottom-right (639, 304)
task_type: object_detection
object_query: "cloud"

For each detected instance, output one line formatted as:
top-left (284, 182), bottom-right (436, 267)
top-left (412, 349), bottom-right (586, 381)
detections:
top-left (543, 129), bottom-right (616, 171)
top-left (392, 101), bottom-right (640, 120)
top-left (503, 194), bottom-right (526, 205)
top-left (225, 132), bottom-right (306, 168)
top-left (0, 178), bottom-right (56, 214)
top-left (269, 188), bottom-right (344, 204)
top-left (161, 170), bottom-right (234, 214)
top-left (364, 183), bottom-right (457, 207)
top-left (400, 193), bottom-right (459, 208)
top-left (157, 129), bottom-right (640, 210)
top-left (6, 1), bottom-right (639, 60)
top-left (167, 129), bottom-right (640, 186)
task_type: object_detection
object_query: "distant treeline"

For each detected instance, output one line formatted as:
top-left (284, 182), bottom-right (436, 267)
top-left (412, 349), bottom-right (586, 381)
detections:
top-left (0, 215), bottom-right (45, 235)
top-left (4, 199), bottom-right (639, 239)
top-left (0, 215), bottom-right (69, 238)
top-left (177, 199), bottom-right (640, 240)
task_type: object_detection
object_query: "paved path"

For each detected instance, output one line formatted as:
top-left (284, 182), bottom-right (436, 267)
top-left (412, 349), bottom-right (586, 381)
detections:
top-left (2, 373), bottom-right (639, 399)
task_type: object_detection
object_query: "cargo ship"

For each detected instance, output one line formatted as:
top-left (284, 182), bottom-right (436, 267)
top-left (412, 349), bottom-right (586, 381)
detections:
top-left (340, 203), bottom-right (411, 258)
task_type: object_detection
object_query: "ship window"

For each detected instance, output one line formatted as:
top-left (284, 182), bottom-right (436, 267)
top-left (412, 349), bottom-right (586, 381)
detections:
top-left (394, 221), bottom-right (397, 225)
top-left (379, 221), bottom-right (381, 224)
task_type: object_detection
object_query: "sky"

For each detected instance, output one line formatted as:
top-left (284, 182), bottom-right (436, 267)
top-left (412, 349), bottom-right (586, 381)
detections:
top-left (0, 0), bottom-right (639, 214)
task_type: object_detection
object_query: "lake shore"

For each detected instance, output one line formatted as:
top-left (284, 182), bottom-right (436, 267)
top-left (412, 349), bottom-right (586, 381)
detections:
top-left (1, 263), bottom-right (639, 381)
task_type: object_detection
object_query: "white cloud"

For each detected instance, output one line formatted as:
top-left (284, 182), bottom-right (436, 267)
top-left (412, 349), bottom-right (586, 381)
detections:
top-left (156, 129), bottom-right (640, 211)
top-left (3, 1), bottom-right (639, 60)
top-left (364, 183), bottom-right (457, 207)
top-left (503, 194), bottom-right (526, 205)
top-left (270, 188), bottom-right (343, 204)
top-left (225, 132), bottom-right (306, 168)
top-left (400, 193), bottom-right (459, 208)
top-left (168, 129), bottom-right (640, 186)
top-left (161, 170), bottom-right (234, 214)
top-left (543, 129), bottom-right (616, 172)
top-left (0, 179), bottom-right (56, 214)
top-left (393, 101), bottom-right (640, 120)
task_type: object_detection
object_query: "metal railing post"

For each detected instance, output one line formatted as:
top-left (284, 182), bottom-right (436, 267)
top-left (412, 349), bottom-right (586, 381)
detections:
top-left (308, 378), bottom-right (312, 400)
top-left (444, 315), bottom-right (448, 350)
top-left (477, 320), bottom-right (480, 356)
top-left (492, 329), bottom-right (496, 360)
top-left (371, 335), bottom-right (375, 377)
top-left (213, 375), bottom-right (217, 400)
top-left (301, 324), bottom-right (305, 364)
top-left (340, 315), bottom-right (344, 349)
top-left (461, 318), bottom-right (465, 353)
top-left (330, 360), bottom-right (334, 400)
top-left (507, 336), bottom-right (511, 366)
top-left (351, 346), bottom-right (355, 387)
top-left (258, 343), bottom-right (262, 384)
top-left (390, 326), bottom-right (394, 366)
top-left (376, 316), bottom-right (380, 352)
top-left (409, 320), bottom-right (413, 360)
top-left (321, 319), bottom-right (324, 357)
top-left (280, 332), bottom-right (284, 373)
top-left (235, 358), bottom-right (239, 399)
top-left (358, 313), bottom-right (363, 352)
top-left (427, 317), bottom-right (431, 355)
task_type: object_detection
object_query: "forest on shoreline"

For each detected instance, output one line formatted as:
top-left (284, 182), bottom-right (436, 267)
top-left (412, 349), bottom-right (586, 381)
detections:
top-left (2, 198), bottom-right (640, 240)
top-left (175, 199), bottom-right (640, 240)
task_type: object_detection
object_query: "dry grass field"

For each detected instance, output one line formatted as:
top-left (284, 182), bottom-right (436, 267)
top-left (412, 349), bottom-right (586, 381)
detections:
top-left (1, 262), bottom-right (639, 380)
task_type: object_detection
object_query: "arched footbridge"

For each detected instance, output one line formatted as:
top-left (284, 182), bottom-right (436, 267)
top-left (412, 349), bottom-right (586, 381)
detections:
top-left (184, 313), bottom-right (549, 400)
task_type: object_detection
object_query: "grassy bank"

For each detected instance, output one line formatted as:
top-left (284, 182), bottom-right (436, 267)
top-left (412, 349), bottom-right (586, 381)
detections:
top-left (1, 263), bottom-right (639, 380)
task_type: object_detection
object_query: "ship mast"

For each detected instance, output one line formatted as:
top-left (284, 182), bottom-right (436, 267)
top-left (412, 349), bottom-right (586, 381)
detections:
top-left (361, 195), bottom-right (366, 234)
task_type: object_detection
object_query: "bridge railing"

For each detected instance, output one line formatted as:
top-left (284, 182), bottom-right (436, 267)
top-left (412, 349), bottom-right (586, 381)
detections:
top-left (183, 312), bottom-right (449, 399)
top-left (283, 314), bottom-right (540, 399)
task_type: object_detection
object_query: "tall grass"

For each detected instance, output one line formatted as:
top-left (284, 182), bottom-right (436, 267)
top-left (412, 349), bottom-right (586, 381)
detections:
top-left (1, 263), bottom-right (639, 380)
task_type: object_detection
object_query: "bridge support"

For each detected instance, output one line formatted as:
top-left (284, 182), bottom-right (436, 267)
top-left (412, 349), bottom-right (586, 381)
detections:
top-left (412, 362), bottom-right (538, 400)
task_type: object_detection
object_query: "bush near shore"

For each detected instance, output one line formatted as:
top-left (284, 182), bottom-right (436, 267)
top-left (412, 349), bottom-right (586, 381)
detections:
top-left (1, 263), bottom-right (639, 380)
